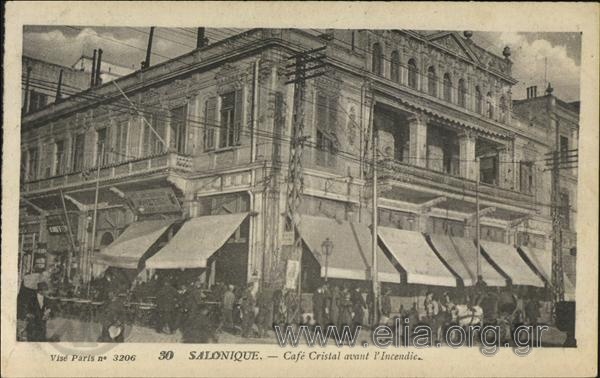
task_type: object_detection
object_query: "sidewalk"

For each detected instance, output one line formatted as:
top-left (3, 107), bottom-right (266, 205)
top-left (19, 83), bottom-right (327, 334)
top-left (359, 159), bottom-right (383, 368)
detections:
top-left (43, 317), bottom-right (568, 346)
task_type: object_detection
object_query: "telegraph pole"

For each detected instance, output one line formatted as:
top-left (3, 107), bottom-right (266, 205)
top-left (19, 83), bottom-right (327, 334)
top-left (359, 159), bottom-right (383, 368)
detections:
top-left (550, 114), bottom-right (565, 307)
top-left (284, 46), bottom-right (327, 322)
top-left (368, 93), bottom-right (379, 327)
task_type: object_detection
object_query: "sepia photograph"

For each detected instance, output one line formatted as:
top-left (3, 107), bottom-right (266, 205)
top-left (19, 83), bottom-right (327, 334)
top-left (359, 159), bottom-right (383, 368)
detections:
top-left (2, 2), bottom-right (598, 377)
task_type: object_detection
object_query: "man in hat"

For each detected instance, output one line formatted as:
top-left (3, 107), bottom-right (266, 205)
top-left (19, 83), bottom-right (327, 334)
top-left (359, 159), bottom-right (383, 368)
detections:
top-left (222, 284), bottom-right (236, 331)
top-left (25, 282), bottom-right (52, 341)
top-left (99, 290), bottom-right (127, 342)
top-left (155, 279), bottom-right (178, 334)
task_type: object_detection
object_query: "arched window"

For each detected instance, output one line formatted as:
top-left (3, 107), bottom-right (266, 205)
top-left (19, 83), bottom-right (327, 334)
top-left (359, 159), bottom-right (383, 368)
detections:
top-left (372, 43), bottom-right (383, 76)
top-left (486, 92), bottom-right (494, 118)
top-left (443, 73), bottom-right (452, 102)
top-left (427, 66), bottom-right (437, 96)
top-left (499, 96), bottom-right (507, 122)
top-left (408, 59), bottom-right (418, 89)
top-left (475, 86), bottom-right (483, 114)
top-left (390, 51), bottom-right (400, 83)
top-left (458, 79), bottom-right (466, 108)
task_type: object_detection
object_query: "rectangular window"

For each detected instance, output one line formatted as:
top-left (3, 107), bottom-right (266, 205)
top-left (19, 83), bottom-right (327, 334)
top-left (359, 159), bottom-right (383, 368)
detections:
top-left (27, 147), bottom-right (38, 180)
top-left (219, 91), bottom-right (242, 148)
top-left (72, 134), bottom-right (85, 172)
top-left (479, 155), bottom-right (498, 185)
top-left (96, 127), bottom-right (109, 166)
top-left (54, 140), bottom-right (65, 176)
top-left (560, 192), bottom-right (570, 228)
top-left (519, 161), bottom-right (533, 193)
top-left (28, 90), bottom-right (48, 113)
top-left (115, 120), bottom-right (129, 162)
top-left (204, 97), bottom-right (217, 151)
top-left (143, 113), bottom-right (166, 156)
top-left (560, 135), bottom-right (569, 163)
top-left (315, 93), bottom-right (338, 167)
top-left (170, 105), bottom-right (188, 154)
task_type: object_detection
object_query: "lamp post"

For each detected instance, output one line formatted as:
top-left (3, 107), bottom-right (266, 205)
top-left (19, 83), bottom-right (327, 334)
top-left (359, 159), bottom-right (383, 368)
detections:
top-left (321, 237), bottom-right (334, 282)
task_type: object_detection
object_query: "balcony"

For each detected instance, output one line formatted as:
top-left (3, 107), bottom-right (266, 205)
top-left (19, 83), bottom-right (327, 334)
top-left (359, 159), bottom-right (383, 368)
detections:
top-left (379, 159), bottom-right (535, 209)
top-left (22, 152), bottom-right (192, 195)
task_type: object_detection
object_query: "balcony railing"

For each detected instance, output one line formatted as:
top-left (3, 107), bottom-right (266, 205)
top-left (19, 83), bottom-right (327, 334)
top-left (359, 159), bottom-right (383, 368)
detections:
top-left (379, 159), bottom-right (534, 208)
top-left (22, 152), bottom-right (192, 194)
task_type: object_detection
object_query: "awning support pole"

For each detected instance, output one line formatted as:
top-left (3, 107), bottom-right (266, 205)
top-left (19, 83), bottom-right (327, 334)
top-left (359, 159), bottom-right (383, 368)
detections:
top-left (370, 91), bottom-right (379, 327)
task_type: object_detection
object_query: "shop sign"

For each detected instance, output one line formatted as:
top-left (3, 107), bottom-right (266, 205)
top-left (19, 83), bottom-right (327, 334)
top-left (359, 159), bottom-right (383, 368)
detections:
top-left (282, 231), bottom-right (294, 246)
top-left (285, 259), bottom-right (300, 289)
top-left (128, 188), bottom-right (181, 215)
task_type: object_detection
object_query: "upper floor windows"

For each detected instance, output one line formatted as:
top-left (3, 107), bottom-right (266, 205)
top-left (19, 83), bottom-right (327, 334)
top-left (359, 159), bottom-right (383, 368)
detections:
top-left (170, 105), bottom-right (188, 153)
top-left (560, 135), bottom-right (569, 163)
top-left (390, 50), bottom-right (400, 83)
top-left (475, 86), bottom-right (483, 114)
top-left (443, 73), bottom-right (452, 102)
top-left (371, 43), bottom-right (383, 76)
top-left (519, 160), bottom-right (533, 193)
top-left (71, 133), bottom-right (85, 172)
top-left (427, 66), bottom-right (437, 97)
top-left (143, 113), bottom-right (167, 156)
top-left (315, 92), bottom-right (338, 168)
top-left (96, 127), bottom-right (110, 166)
top-left (203, 97), bottom-right (217, 151)
top-left (458, 79), bottom-right (466, 108)
top-left (114, 120), bottom-right (129, 163)
top-left (219, 91), bottom-right (242, 149)
top-left (28, 90), bottom-right (48, 113)
top-left (27, 147), bottom-right (38, 180)
top-left (499, 96), bottom-right (507, 123)
top-left (408, 59), bottom-right (418, 89)
top-left (486, 92), bottom-right (494, 118)
top-left (54, 139), bottom-right (66, 176)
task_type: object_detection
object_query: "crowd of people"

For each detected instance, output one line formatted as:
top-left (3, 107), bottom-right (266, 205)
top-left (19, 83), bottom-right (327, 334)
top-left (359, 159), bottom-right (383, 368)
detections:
top-left (18, 266), bottom-right (545, 346)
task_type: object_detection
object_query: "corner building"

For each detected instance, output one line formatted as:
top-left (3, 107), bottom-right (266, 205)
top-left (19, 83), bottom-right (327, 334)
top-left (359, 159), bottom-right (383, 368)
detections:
top-left (19, 29), bottom-right (575, 308)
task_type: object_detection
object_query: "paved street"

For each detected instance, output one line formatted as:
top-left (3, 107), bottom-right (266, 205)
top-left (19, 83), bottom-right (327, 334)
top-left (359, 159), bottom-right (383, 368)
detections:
top-left (42, 317), bottom-right (568, 347)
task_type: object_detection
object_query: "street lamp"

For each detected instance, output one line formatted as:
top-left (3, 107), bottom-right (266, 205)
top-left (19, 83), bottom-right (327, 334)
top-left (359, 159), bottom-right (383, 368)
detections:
top-left (321, 237), bottom-right (334, 282)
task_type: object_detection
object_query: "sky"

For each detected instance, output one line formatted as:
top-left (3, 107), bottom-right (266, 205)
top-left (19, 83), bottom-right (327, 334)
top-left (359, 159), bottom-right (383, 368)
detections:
top-left (22, 26), bottom-right (582, 102)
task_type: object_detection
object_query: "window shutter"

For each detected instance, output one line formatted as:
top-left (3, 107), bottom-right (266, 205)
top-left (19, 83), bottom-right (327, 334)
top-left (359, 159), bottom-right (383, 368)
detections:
top-left (233, 89), bottom-right (243, 145)
top-left (128, 118), bottom-right (142, 158)
top-left (204, 97), bottom-right (217, 150)
top-left (316, 94), bottom-right (328, 132)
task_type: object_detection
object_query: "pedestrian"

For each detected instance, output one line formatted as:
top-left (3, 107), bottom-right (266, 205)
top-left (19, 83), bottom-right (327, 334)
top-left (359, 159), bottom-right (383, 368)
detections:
top-left (366, 288), bottom-right (374, 326)
top-left (155, 279), bottom-right (178, 334)
top-left (525, 293), bottom-right (540, 327)
top-left (381, 288), bottom-right (392, 318)
top-left (98, 290), bottom-right (127, 342)
top-left (351, 287), bottom-right (367, 329)
top-left (182, 304), bottom-right (217, 343)
top-left (255, 288), bottom-right (272, 338)
top-left (312, 286), bottom-right (325, 327)
top-left (175, 284), bottom-right (191, 332)
top-left (222, 284), bottom-right (236, 331)
top-left (328, 285), bottom-right (340, 328)
top-left (241, 285), bottom-right (256, 338)
top-left (284, 290), bottom-right (297, 324)
top-left (25, 282), bottom-right (53, 342)
top-left (272, 289), bottom-right (285, 325)
top-left (338, 289), bottom-right (353, 329)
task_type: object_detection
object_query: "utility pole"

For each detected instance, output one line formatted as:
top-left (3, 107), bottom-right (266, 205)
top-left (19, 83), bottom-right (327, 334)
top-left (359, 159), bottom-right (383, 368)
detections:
top-left (369, 93), bottom-right (379, 327)
top-left (550, 112), bottom-right (565, 307)
top-left (143, 27), bottom-right (155, 69)
top-left (284, 46), bottom-right (327, 321)
top-left (55, 69), bottom-right (64, 103)
top-left (476, 157), bottom-right (481, 282)
top-left (87, 143), bottom-right (104, 296)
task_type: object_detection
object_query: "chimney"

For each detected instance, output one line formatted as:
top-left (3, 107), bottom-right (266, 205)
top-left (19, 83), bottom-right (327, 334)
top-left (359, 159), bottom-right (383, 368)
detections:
top-left (90, 49), bottom-right (97, 87)
top-left (526, 85), bottom-right (538, 99)
top-left (55, 69), bottom-right (63, 103)
top-left (197, 27), bottom-right (207, 48)
top-left (95, 49), bottom-right (103, 86)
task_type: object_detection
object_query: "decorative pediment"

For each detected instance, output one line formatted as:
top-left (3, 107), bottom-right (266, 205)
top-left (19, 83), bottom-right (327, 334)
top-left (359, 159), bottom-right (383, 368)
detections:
top-left (426, 32), bottom-right (480, 64)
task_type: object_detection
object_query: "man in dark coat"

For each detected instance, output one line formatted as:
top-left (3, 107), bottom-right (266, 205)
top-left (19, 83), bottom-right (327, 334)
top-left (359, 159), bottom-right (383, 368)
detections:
top-left (351, 287), bottom-right (367, 329)
top-left (381, 288), bottom-right (392, 318)
top-left (182, 304), bottom-right (217, 343)
top-left (155, 279), bottom-right (178, 334)
top-left (25, 282), bottom-right (53, 342)
top-left (312, 286), bottom-right (325, 327)
top-left (241, 286), bottom-right (256, 338)
top-left (98, 290), bottom-right (127, 342)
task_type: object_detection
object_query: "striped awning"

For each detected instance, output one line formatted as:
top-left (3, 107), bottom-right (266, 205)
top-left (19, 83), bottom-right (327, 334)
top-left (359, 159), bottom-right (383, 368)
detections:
top-left (94, 219), bottom-right (175, 269)
top-left (145, 213), bottom-right (248, 269)
top-left (297, 216), bottom-right (401, 283)
top-left (481, 241), bottom-right (544, 287)
top-left (378, 227), bottom-right (457, 286)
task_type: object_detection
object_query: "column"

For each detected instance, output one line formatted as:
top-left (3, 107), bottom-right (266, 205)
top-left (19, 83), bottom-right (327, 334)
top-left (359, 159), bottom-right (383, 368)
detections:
top-left (408, 114), bottom-right (427, 167)
top-left (458, 131), bottom-right (477, 180)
